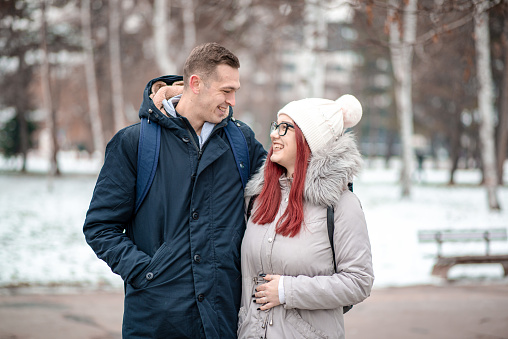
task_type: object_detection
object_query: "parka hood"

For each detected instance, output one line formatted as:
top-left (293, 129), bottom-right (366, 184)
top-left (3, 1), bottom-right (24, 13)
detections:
top-left (245, 133), bottom-right (363, 207)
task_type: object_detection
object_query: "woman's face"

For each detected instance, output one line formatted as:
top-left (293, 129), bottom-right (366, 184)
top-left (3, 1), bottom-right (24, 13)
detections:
top-left (270, 114), bottom-right (297, 177)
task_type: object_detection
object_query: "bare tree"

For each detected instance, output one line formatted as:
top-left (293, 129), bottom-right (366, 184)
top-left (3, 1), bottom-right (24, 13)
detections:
top-left (498, 10), bottom-right (508, 184)
top-left (180, 0), bottom-right (196, 66)
top-left (153, 0), bottom-right (177, 74)
top-left (40, 0), bottom-right (60, 180)
top-left (109, 0), bottom-right (127, 132)
top-left (298, 0), bottom-right (327, 98)
top-left (14, 61), bottom-right (30, 172)
top-left (474, 0), bottom-right (501, 210)
top-left (388, 0), bottom-right (418, 197)
top-left (0, 1), bottom-right (40, 172)
top-left (81, 0), bottom-right (105, 157)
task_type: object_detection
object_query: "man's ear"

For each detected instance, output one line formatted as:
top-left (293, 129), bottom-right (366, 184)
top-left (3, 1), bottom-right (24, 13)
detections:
top-left (189, 75), bottom-right (201, 94)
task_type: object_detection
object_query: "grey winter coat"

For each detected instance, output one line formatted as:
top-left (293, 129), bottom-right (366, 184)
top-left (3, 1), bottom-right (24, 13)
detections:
top-left (238, 133), bottom-right (374, 339)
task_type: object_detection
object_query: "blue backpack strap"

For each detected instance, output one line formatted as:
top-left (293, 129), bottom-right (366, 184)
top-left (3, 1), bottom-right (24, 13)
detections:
top-left (135, 118), bottom-right (161, 213)
top-left (224, 118), bottom-right (250, 189)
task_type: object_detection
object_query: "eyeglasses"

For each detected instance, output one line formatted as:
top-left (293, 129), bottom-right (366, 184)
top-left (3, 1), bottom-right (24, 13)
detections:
top-left (270, 121), bottom-right (294, 136)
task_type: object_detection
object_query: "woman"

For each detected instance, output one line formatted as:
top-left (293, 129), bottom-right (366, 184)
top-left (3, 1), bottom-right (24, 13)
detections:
top-left (238, 95), bottom-right (374, 339)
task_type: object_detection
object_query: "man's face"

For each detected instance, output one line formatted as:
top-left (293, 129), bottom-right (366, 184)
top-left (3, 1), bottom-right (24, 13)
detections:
top-left (197, 64), bottom-right (240, 124)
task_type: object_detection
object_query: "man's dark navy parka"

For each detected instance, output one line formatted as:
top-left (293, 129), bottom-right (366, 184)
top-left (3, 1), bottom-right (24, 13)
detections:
top-left (83, 75), bottom-right (266, 338)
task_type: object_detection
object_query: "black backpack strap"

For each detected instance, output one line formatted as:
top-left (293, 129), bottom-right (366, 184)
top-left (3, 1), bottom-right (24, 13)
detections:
top-left (327, 206), bottom-right (336, 270)
top-left (328, 195), bottom-right (354, 314)
top-left (246, 194), bottom-right (258, 220)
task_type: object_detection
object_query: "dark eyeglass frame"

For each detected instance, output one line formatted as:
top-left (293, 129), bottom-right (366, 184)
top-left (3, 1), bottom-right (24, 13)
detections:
top-left (270, 121), bottom-right (295, 136)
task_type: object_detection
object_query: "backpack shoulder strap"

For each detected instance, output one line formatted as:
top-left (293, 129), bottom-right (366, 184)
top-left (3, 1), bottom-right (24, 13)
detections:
top-left (327, 205), bottom-right (353, 314)
top-left (246, 194), bottom-right (258, 220)
top-left (327, 183), bottom-right (353, 268)
top-left (329, 182), bottom-right (355, 314)
top-left (224, 118), bottom-right (250, 189)
top-left (135, 118), bottom-right (161, 214)
top-left (327, 206), bottom-right (336, 269)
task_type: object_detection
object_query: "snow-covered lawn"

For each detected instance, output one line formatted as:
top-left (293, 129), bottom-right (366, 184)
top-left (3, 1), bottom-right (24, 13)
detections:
top-left (1, 153), bottom-right (507, 290)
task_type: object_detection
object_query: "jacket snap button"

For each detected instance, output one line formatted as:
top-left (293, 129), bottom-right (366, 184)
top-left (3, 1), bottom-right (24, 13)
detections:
top-left (146, 272), bottom-right (154, 280)
top-left (197, 294), bottom-right (205, 302)
top-left (192, 211), bottom-right (199, 220)
top-left (182, 137), bottom-right (190, 143)
top-left (239, 162), bottom-right (245, 169)
top-left (267, 238), bottom-right (273, 243)
top-left (194, 254), bottom-right (201, 263)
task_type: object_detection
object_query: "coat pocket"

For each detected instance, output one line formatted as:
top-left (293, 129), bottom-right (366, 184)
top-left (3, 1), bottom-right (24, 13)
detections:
top-left (130, 242), bottom-right (172, 289)
top-left (212, 225), bottom-right (242, 262)
top-left (286, 309), bottom-right (329, 339)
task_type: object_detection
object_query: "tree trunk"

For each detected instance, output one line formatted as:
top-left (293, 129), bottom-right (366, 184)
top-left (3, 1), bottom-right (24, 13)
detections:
top-left (153, 0), bottom-right (177, 74)
top-left (389, 0), bottom-right (417, 197)
top-left (301, 1), bottom-right (326, 98)
top-left (14, 55), bottom-right (29, 172)
top-left (384, 129), bottom-right (396, 169)
top-left (81, 0), bottom-right (105, 157)
top-left (180, 0), bottom-right (196, 66)
top-left (40, 0), bottom-right (60, 181)
top-left (497, 18), bottom-right (508, 184)
top-left (474, 0), bottom-right (501, 210)
top-left (109, 0), bottom-right (127, 131)
top-left (448, 112), bottom-right (463, 185)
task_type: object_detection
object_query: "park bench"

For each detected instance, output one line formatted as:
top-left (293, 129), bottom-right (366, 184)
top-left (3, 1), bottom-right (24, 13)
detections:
top-left (418, 228), bottom-right (508, 279)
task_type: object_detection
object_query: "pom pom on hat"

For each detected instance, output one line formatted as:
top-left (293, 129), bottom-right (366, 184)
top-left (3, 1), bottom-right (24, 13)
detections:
top-left (336, 94), bottom-right (362, 129)
top-left (277, 94), bottom-right (362, 153)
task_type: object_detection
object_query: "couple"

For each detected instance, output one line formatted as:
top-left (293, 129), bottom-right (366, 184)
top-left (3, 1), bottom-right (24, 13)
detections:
top-left (83, 43), bottom-right (374, 339)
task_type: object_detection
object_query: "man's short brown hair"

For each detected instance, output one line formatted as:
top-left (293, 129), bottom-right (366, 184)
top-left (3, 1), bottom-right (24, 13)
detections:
top-left (183, 42), bottom-right (240, 87)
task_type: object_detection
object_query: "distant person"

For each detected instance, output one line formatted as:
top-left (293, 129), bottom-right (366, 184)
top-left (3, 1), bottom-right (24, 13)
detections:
top-left (238, 95), bottom-right (374, 338)
top-left (415, 148), bottom-right (426, 182)
top-left (83, 42), bottom-right (266, 338)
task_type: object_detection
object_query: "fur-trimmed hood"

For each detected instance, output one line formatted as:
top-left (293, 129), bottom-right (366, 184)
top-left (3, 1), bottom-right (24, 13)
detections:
top-left (245, 133), bottom-right (363, 207)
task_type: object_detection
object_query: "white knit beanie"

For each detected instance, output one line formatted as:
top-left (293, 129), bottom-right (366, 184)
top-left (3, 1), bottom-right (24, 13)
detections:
top-left (277, 94), bottom-right (362, 153)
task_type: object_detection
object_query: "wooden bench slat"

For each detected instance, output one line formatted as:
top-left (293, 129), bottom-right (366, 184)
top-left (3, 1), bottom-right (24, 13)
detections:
top-left (431, 255), bottom-right (508, 279)
top-left (418, 229), bottom-right (507, 242)
top-left (435, 255), bottom-right (508, 265)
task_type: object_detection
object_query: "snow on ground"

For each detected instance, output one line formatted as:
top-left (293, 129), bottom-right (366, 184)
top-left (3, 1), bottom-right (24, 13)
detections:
top-left (0, 152), bottom-right (507, 290)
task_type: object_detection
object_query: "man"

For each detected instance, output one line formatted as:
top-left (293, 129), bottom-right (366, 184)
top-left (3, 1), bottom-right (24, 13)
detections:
top-left (83, 43), bottom-right (266, 338)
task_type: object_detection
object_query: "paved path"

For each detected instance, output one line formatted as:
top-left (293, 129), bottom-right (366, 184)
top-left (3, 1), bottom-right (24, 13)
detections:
top-left (0, 283), bottom-right (507, 339)
top-left (346, 283), bottom-right (508, 339)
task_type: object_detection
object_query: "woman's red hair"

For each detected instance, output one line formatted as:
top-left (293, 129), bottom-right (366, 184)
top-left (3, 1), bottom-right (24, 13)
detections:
top-left (252, 123), bottom-right (311, 237)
